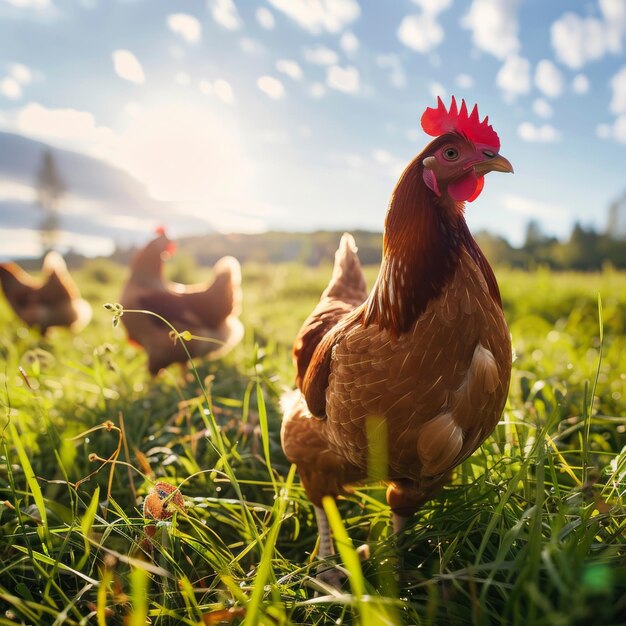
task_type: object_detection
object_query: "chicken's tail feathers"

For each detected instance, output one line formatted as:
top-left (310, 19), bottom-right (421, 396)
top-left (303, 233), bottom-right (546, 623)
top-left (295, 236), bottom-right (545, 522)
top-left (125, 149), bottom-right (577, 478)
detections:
top-left (70, 298), bottom-right (93, 332)
top-left (211, 256), bottom-right (242, 316)
top-left (324, 232), bottom-right (368, 301)
top-left (41, 252), bottom-right (81, 299)
top-left (0, 263), bottom-right (24, 285)
top-left (280, 388), bottom-right (304, 417)
top-left (42, 251), bottom-right (68, 275)
top-left (213, 255), bottom-right (241, 284)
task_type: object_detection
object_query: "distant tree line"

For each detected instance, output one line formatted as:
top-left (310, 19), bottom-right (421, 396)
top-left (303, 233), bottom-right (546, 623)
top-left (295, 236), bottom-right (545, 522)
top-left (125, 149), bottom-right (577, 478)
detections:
top-left (104, 223), bottom-right (626, 272)
top-left (476, 219), bottom-right (626, 270)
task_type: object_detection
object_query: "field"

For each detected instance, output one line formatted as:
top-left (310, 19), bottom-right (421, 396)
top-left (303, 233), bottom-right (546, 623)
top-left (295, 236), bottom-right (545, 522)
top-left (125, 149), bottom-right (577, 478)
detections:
top-left (1, 256), bottom-right (626, 626)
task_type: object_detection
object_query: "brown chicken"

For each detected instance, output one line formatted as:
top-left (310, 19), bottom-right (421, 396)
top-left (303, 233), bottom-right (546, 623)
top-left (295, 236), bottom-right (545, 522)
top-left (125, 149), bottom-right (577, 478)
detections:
top-left (281, 97), bottom-right (513, 568)
top-left (119, 229), bottom-right (243, 374)
top-left (0, 251), bottom-right (92, 333)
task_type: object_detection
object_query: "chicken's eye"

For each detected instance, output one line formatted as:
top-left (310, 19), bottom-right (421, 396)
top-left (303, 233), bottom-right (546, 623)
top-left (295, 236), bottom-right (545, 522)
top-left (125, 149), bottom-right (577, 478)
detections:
top-left (442, 147), bottom-right (459, 161)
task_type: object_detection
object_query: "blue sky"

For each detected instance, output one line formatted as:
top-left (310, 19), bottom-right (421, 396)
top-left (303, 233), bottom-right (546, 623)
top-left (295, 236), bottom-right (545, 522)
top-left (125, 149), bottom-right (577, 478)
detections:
top-left (0, 0), bottom-right (625, 257)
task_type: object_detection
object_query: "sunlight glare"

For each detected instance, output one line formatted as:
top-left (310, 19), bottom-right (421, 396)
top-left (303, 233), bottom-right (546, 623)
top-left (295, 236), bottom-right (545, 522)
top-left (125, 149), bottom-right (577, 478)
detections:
top-left (115, 102), bottom-right (253, 218)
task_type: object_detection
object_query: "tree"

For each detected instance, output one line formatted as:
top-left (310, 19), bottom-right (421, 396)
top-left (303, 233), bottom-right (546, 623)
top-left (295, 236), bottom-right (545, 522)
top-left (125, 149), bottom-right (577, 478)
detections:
top-left (36, 150), bottom-right (66, 253)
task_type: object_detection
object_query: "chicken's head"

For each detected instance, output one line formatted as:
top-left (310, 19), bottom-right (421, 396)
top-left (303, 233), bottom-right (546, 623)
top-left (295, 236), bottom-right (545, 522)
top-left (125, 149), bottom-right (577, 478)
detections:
top-left (420, 96), bottom-right (513, 203)
top-left (155, 226), bottom-right (177, 257)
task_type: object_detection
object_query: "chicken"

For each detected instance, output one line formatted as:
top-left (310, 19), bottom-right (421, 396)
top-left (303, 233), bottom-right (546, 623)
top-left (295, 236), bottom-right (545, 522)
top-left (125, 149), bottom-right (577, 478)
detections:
top-left (281, 97), bottom-right (513, 569)
top-left (119, 229), bottom-right (243, 374)
top-left (0, 251), bottom-right (92, 334)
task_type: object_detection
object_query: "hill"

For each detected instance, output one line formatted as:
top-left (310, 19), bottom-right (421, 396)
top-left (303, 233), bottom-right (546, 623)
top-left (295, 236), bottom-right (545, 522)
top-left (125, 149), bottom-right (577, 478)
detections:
top-left (0, 132), bottom-right (211, 254)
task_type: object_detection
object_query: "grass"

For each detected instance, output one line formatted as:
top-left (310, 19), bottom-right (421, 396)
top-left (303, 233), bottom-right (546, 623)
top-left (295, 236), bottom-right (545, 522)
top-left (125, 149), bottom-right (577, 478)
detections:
top-left (1, 257), bottom-right (626, 625)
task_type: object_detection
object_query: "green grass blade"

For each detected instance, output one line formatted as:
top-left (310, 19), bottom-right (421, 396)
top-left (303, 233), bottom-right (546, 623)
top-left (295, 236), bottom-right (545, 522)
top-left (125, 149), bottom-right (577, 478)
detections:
top-left (128, 566), bottom-right (149, 626)
top-left (256, 380), bottom-right (278, 494)
top-left (244, 464), bottom-right (296, 626)
top-left (323, 496), bottom-right (398, 626)
top-left (8, 421), bottom-right (48, 536)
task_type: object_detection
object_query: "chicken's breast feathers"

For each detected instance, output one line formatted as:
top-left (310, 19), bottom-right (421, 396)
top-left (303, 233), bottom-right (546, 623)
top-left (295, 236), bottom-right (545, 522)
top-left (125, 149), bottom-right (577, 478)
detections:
top-left (322, 247), bottom-right (511, 480)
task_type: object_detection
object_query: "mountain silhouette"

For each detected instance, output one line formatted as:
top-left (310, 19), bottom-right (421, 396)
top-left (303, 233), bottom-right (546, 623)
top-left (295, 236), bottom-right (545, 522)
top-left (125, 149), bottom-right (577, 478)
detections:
top-left (0, 132), bottom-right (212, 258)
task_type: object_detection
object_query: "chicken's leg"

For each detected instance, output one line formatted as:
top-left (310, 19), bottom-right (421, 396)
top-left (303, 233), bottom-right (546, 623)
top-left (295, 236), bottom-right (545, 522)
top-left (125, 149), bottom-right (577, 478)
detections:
top-left (314, 505), bottom-right (334, 560)
top-left (313, 505), bottom-right (345, 587)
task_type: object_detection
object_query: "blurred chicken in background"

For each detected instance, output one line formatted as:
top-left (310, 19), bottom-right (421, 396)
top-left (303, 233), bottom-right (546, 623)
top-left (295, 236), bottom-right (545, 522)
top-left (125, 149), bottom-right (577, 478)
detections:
top-left (119, 228), bottom-right (243, 374)
top-left (0, 252), bottom-right (92, 334)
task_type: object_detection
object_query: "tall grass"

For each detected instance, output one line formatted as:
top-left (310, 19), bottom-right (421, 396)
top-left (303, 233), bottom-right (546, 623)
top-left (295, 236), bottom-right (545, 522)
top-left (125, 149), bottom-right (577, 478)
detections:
top-left (0, 259), bottom-right (626, 624)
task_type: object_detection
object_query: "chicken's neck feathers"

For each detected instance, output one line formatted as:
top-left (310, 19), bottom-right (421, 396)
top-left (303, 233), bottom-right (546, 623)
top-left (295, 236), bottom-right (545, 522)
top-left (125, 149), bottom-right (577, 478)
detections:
top-left (364, 156), bottom-right (501, 335)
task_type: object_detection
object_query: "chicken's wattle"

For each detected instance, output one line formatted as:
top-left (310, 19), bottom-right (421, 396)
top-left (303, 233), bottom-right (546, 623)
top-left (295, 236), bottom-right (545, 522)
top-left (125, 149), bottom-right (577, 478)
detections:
top-left (448, 172), bottom-right (485, 203)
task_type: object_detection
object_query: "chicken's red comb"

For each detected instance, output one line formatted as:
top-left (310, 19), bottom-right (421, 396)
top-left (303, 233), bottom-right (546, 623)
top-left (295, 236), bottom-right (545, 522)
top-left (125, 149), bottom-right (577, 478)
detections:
top-left (155, 225), bottom-right (167, 236)
top-left (421, 96), bottom-right (500, 151)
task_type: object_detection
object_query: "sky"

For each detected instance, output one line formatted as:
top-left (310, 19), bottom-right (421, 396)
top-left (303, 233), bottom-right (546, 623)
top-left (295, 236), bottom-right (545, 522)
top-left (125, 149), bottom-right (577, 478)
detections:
top-left (0, 0), bottom-right (625, 258)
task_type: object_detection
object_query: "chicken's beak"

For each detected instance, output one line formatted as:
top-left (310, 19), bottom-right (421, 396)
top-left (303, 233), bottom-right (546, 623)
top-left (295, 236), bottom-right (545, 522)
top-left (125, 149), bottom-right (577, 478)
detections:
top-left (474, 153), bottom-right (514, 176)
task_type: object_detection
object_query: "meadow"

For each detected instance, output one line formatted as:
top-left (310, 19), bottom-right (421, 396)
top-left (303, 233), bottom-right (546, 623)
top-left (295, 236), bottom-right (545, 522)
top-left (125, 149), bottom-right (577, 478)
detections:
top-left (1, 255), bottom-right (626, 625)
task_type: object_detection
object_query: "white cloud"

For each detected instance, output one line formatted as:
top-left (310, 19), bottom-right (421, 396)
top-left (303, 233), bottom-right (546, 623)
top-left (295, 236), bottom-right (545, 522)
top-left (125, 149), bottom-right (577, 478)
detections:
top-left (535, 59), bottom-right (563, 98)
top-left (208, 0), bottom-right (242, 30)
top-left (310, 82), bottom-right (326, 98)
top-left (112, 50), bottom-right (145, 84)
top-left (340, 31), bottom-right (359, 53)
top-left (601, 0), bottom-right (626, 53)
top-left (257, 75), bottom-right (285, 99)
top-left (167, 13), bottom-right (201, 44)
top-left (304, 45), bottom-right (339, 66)
top-left (326, 65), bottom-right (360, 94)
top-left (610, 65), bottom-right (626, 114)
top-left (572, 73), bottom-right (589, 94)
top-left (198, 79), bottom-right (213, 95)
top-left (3, 0), bottom-right (50, 6)
top-left (496, 54), bottom-right (530, 100)
top-left (376, 54), bottom-right (406, 88)
top-left (197, 78), bottom-right (234, 103)
top-left (276, 59), bottom-right (303, 80)
top-left (551, 10), bottom-right (624, 69)
top-left (239, 37), bottom-right (265, 54)
top-left (600, 0), bottom-right (626, 28)
top-left (9, 102), bottom-right (117, 152)
top-left (455, 73), bottom-right (474, 89)
top-left (502, 194), bottom-right (569, 219)
top-left (614, 115), bottom-right (626, 142)
top-left (124, 102), bottom-right (142, 118)
top-left (372, 149), bottom-right (392, 164)
top-left (518, 122), bottom-right (560, 142)
top-left (8, 63), bottom-right (32, 84)
top-left (371, 148), bottom-right (405, 179)
top-left (214, 79), bottom-right (234, 104)
top-left (266, 0), bottom-right (360, 34)
top-left (597, 116), bottom-right (626, 143)
top-left (0, 178), bottom-right (36, 203)
top-left (256, 7), bottom-right (275, 29)
top-left (411, 0), bottom-right (452, 11)
top-left (532, 98), bottom-right (553, 118)
top-left (169, 45), bottom-right (185, 60)
top-left (462, 0), bottom-right (520, 59)
top-left (175, 72), bottom-right (191, 86)
top-left (330, 152), bottom-right (364, 169)
top-left (397, 13), bottom-right (444, 53)
top-left (1, 77), bottom-right (22, 99)
top-left (429, 81), bottom-right (447, 100)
